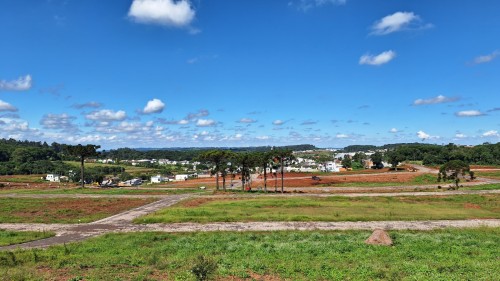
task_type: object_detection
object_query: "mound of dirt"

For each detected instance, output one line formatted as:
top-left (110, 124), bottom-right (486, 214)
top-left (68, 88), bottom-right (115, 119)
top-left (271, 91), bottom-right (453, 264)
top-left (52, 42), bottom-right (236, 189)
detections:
top-left (365, 229), bottom-right (393, 246)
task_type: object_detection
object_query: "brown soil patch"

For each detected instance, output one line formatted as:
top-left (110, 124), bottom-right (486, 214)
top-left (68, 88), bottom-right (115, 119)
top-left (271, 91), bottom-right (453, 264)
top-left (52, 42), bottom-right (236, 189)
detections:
top-left (263, 173), bottom-right (421, 187)
top-left (464, 203), bottom-right (482, 209)
top-left (9, 198), bottom-right (156, 223)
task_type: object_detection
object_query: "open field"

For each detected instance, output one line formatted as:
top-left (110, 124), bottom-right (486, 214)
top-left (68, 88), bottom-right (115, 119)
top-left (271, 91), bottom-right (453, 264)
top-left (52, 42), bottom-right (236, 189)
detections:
top-left (0, 228), bottom-right (498, 280)
top-left (64, 161), bottom-right (159, 174)
top-left (0, 230), bottom-right (55, 247)
top-left (0, 187), bottom-right (203, 195)
top-left (0, 197), bottom-right (156, 224)
top-left (135, 194), bottom-right (500, 224)
top-left (475, 170), bottom-right (500, 180)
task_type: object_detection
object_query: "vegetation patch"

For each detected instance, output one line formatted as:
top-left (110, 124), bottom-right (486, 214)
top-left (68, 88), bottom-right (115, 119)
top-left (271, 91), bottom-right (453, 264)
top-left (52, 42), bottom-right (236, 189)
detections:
top-left (0, 230), bottom-right (55, 246)
top-left (0, 228), bottom-right (498, 280)
top-left (0, 198), bottom-right (156, 223)
top-left (135, 194), bottom-right (500, 223)
top-left (474, 170), bottom-right (500, 180)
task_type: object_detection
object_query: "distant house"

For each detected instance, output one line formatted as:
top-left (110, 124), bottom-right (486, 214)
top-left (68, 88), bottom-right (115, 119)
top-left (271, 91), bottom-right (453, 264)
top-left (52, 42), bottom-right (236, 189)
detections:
top-left (175, 174), bottom-right (189, 181)
top-left (46, 174), bottom-right (60, 182)
top-left (151, 175), bottom-right (166, 183)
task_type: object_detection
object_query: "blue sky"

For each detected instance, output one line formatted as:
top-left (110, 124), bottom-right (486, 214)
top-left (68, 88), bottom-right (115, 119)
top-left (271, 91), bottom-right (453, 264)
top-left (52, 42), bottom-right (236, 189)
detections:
top-left (0, 0), bottom-right (499, 149)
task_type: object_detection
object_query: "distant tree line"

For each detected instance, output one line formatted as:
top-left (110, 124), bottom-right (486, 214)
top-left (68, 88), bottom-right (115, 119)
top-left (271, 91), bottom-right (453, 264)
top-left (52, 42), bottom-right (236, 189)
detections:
top-left (385, 143), bottom-right (500, 166)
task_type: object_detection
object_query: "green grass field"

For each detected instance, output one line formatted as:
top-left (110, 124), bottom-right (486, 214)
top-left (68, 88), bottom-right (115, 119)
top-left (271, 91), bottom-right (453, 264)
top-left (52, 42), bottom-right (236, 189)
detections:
top-left (475, 170), bottom-right (500, 179)
top-left (0, 230), bottom-right (55, 247)
top-left (0, 228), bottom-right (498, 280)
top-left (136, 194), bottom-right (500, 224)
top-left (0, 197), bottom-right (156, 224)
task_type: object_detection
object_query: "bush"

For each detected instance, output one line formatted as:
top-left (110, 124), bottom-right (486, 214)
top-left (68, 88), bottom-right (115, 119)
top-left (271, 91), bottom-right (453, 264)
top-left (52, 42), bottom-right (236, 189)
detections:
top-left (191, 255), bottom-right (217, 281)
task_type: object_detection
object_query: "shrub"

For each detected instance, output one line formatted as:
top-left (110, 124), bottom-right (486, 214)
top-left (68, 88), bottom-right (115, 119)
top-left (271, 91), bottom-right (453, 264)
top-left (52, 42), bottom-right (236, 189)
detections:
top-left (191, 255), bottom-right (217, 281)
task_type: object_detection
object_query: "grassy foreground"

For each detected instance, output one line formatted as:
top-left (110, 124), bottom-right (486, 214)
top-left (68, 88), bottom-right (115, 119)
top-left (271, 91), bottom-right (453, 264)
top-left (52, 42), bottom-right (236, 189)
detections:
top-left (1, 228), bottom-right (499, 280)
top-left (0, 197), bottom-right (156, 223)
top-left (0, 230), bottom-right (55, 247)
top-left (136, 194), bottom-right (500, 223)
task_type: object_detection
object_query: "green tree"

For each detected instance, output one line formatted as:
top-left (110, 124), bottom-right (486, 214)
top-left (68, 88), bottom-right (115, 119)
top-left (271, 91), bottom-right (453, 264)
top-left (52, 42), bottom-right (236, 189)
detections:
top-left (438, 160), bottom-right (471, 190)
top-left (65, 144), bottom-right (100, 187)
top-left (199, 150), bottom-right (233, 191)
top-left (235, 152), bottom-right (257, 191)
top-left (370, 152), bottom-right (384, 169)
top-left (254, 151), bottom-right (274, 192)
top-left (341, 156), bottom-right (352, 169)
top-left (386, 150), bottom-right (405, 170)
top-left (274, 149), bottom-right (294, 193)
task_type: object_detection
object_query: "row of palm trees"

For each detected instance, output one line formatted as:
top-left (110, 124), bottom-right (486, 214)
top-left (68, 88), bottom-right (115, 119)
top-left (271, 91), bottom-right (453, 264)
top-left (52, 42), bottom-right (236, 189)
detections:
top-left (198, 149), bottom-right (294, 193)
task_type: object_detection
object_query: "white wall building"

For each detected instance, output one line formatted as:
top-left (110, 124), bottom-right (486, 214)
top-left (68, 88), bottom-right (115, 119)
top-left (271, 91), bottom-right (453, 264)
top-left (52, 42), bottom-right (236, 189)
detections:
top-left (46, 174), bottom-right (60, 182)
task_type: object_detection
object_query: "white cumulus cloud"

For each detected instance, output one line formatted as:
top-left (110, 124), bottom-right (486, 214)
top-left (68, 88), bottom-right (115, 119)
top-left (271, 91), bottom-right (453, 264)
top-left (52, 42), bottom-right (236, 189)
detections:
top-left (455, 110), bottom-right (485, 117)
top-left (196, 119), bottom-right (216, 127)
top-left (413, 95), bottom-right (459, 105)
top-left (86, 109), bottom-right (127, 122)
top-left (273, 119), bottom-right (284, 125)
top-left (336, 133), bottom-right (349, 138)
top-left (417, 130), bottom-right (439, 141)
top-left (389, 128), bottom-right (398, 133)
top-left (483, 130), bottom-right (498, 137)
top-left (359, 50), bottom-right (396, 66)
top-left (0, 75), bottom-right (32, 91)
top-left (143, 98), bottom-right (165, 114)
top-left (0, 100), bottom-right (18, 112)
top-left (371, 11), bottom-right (427, 35)
top-left (128, 0), bottom-right (195, 27)
top-left (455, 133), bottom-right (467, 138)
top-left (238, 118), bottom-right (257, 123)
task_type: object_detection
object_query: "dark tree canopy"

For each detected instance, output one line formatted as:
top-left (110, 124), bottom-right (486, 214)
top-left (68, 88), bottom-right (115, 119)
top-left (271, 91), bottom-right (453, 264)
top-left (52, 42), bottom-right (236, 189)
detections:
top-left (65, 144), bottom-right (101, 187)
top-left (438, 160), bottom-right (471, 189)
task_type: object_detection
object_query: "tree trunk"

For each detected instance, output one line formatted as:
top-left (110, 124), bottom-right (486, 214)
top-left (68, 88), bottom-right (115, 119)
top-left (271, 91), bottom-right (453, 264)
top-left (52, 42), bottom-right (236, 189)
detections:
top-left (241, 173), bottom-right (245, 192)
top-left (280, 158), bottom-right (284, 194)
top-left (263, 164), bottom-right (267, 193)
top-left (222, 175), bottom-right (226, 192)
top-left (215, 172), bottom-right (219, 191)
top-left (80, 157), bottom-right (85, 188)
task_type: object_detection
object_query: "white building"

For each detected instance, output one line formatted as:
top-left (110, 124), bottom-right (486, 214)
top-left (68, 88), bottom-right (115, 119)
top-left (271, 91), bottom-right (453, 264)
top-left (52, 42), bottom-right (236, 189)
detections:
top-left (175, 174), bottom-right (189, 181)
top-left (46, 174), bottom-right (60, 182)
top-left (151, 175), bottom-right (166, 183)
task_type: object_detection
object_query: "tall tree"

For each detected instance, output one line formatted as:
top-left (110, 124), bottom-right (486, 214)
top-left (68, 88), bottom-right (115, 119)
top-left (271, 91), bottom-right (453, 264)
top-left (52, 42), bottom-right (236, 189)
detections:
top-left (341, 156), bottom-right (352, 169)
top-left (274, 149), bottom-right (294, 193)
top-left (235, 152), bottom-right (256, 191)
top-left (386, 150), bottom-right (405, 170)
top-left (199, 150), bottom-right (233, 191)
top-left (254, 151), bottom-right (274, 192)
top-left (65, 144), bottom-right (100, 188)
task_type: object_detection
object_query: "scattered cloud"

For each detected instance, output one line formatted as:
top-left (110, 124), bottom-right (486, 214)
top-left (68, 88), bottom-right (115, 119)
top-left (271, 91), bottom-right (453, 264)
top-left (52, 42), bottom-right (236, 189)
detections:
top-left (186, 109), bottom-right (209, 120)
top-left (85, 109), bottom-right (127, 122)
top-left (39, 84), bottom-right (64, 97)
top-left (359, 50), bottom-right (396, 66)
top-left (455, 133), bottom-right (467, 138)
top-left (412, 95), bottom-right (460, 106)
top-left (40, 113), bottom-right (79, 132)
top-left (336, 133), bottom-right (349, 138)
top-left (289, 0), bottom-right (346, 12)
top-left (0, 75), bottom-right (32, 91)
top-left (237, 118), bottom-right (257, 123)
top-left (143, 98), bottom-right (165, 114)
top-left (256, 135), bottom-right (270, 140)
top-left (0, 100), bottom-right (18, 112)
top-left (128, 0), bottom-right (195, 27)
top-left (483, 130), bottom-right (499, 137)
top-left (487, 107), bottom-right (500, 113)
top-left (72, 101), bottom-right (102, 109)
top-left (472, 50), bottom-right (499, 64)
top-left (196, 119), bottom-right (217, 127)
top-left (300, 120), bottom-right (317, 125)
top-left (389, 128), bottom-right (398, 133)
top-left (455, 110), bottom-right (485, 117)
top-left (417, 130), bottom-right (439, 141)
top-left (371, 11), bottom-right (431, 35)
top-left (273, 119), bottom-right (285, 126)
